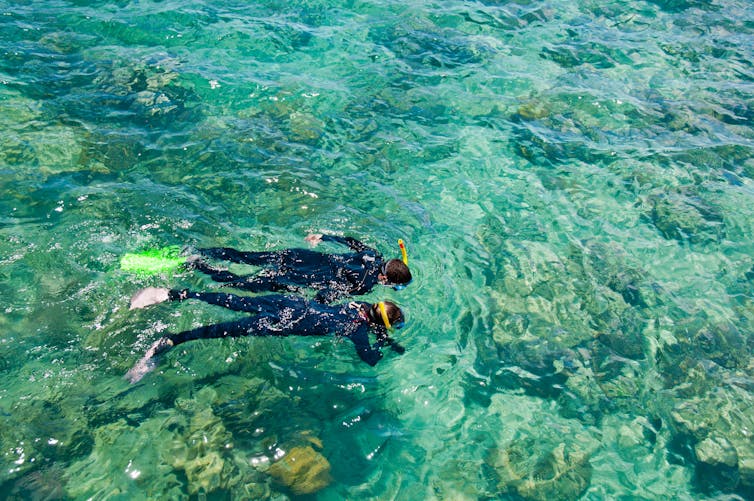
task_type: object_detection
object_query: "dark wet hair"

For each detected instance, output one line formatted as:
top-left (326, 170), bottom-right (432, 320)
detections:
top-left (384, 259), bottom-right (412, 285)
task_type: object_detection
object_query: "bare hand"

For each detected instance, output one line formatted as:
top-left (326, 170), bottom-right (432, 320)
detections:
top-left (305, 233), bottom-right (323, 246)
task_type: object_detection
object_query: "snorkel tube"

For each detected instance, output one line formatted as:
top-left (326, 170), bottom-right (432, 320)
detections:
top-left (392, 238), bottom-right (411, 291)
top-left (378, 301), bottom-right (393, 329)
top-left (378, 301), bottom-right (406, 354)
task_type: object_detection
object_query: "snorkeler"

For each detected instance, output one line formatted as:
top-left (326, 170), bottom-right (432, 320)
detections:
top-left (189, 234), bottom-right (412, 303)
top-left (125, 287), bottom-right (406, 383)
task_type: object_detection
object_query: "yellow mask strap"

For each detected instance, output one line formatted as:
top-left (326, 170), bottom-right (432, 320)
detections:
top-left (378, 301), bottom-right (392, 329)
top-left (398, 239), bottom-right (408, 265)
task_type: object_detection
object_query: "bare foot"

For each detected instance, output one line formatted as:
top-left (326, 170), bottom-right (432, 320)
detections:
top-left (130, 287), bottom-right (170, 310)
top-left (125, 337), bottom-right (174, 383)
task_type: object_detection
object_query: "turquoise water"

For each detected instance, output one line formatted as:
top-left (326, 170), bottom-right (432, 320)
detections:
top-left (2, 0), bottom-right (754, 498)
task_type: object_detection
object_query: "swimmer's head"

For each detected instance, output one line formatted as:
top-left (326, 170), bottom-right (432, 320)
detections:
top-left (369, 301), bottom-right (404, 329)
top-left (380, 259), bottom-right (412, 289)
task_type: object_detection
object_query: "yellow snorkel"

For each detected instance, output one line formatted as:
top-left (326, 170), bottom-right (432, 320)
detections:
top-left (376, 301), bottom-right (406, 354)
top-left (398, 239), bottom-right (408, 265)
top-left (378, 301), bottom-right (392, 329)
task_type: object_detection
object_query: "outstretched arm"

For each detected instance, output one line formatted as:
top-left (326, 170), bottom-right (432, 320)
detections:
top-left (370, 326), bottom-right (406, 354)
top-left (319, 234), bottom-right (374, 253)
top-left (378, 336), bottom-right (406, 354)
top-left (348, 325), bottom-right (384, 366)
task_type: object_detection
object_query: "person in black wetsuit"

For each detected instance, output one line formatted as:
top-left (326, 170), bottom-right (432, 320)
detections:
top-left (189, 234), bottom-right (412, 303)
top-left (125, 287), bottom-right (406, 383)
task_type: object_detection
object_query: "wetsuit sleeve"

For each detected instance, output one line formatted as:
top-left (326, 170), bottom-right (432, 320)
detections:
top-left (314, 287), bottom-right (345, 304)
top-left (320, 234), bottom-right (374, 253)
top-left (348, 324), bottom-right (383, 366)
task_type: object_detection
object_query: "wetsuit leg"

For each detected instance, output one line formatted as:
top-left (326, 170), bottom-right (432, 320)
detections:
top-left (222, 275), bottom-right (304, 294)
top-left (167, 315), bottom-right (285, 346)
top-left (199, 247), bottom-right (282, 266)
top-left (169, 289), bottom-right (288, 313)
top-left (201, 247), bottom-right (328, 269)
top-left (192, 259), bottom-right (298, 293)
top-left (191, 259), bottom-right (245, 283)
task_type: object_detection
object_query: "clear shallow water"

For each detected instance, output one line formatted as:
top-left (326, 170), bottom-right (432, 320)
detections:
top-left (1, 0), bottom-right (754, 498)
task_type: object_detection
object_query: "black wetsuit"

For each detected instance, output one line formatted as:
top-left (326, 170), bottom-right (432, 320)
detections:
top-left (165, 289), bottom-right (389, 366)
top-left (193, 235), bottom-right (383, 303)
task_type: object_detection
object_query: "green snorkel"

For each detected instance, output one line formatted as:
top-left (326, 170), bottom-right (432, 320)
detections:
top-left (120, 245), bottom-right (187, 276)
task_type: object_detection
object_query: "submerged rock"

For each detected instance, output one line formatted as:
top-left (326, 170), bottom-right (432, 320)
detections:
top-left (0, 390), bottom-right (93, 484)
top-left (670, 387), bottom-right (754, 493)
top-left (694, 435), bottom-right (740, 492)
top-left (644, 191), bottom-right (725, 245)
top-left (4, 464), bottom-right (67, 501)
top-left (695, 435), bottom-right (738, 468)
top-left (288, 111), bottom-right (324, 142)
top-left (491, 440), bottom-right (593, 501)
top-left (509, 90), bottom-right (648, 166)
top-left (492, 337), bottom-right (575, 399)
top-left (169, 407), bottom-right (236, 494)
top-left (484, 237), bottom-right (659, 422)
top-left (485, 395), bottom-right (597, 501)
top-left (692, 323), bottom-right (749, 369)
top-left (740, 459), bottom-right (754, 489)
top-left (484, 395), bottom-right (598, 501)
top-left (593, 308), bottom-right (646, 361)
top-left (64, 417), bottom-right (186, 499)
top-left (267, 445), bottom-right (332, 495)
